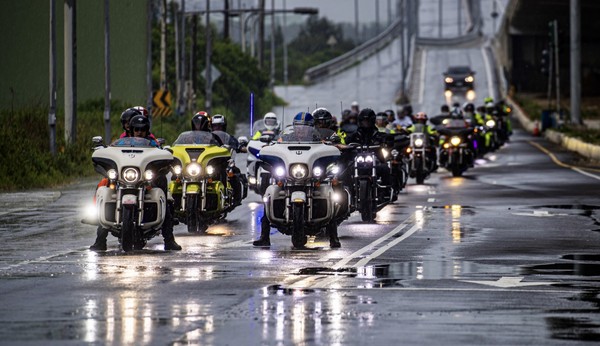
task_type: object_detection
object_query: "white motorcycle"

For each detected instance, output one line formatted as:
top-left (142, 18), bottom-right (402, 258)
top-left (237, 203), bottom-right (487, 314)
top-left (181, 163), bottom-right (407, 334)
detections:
top-left (246, 130), bottom-right (276, 195)
top-left (91, 136), bottom-right (173, 251)
top-left (259, 125), bottom-right (349, 248)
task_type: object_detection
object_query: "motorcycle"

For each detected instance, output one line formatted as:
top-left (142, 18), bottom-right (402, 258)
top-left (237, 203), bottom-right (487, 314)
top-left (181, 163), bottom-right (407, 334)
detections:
top-left (91, 136), bottom-right (173, 251)
top-left (246, 130), bottom-right (276, 195)
top-left (438, 126), bottom-right (475, 177)
top-left (406, 131), bottom-right (434, 184)
top-left (167, 131), bottom-right (237, 233)
top-left (259, 125), bottom-right (349, 248)
top-left (344, 142), bottom-right (395, 222)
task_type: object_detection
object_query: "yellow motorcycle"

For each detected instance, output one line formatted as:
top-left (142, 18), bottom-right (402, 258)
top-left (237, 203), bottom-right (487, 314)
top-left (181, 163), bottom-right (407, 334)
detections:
top-left (167, 131), bottom-right (236, 233)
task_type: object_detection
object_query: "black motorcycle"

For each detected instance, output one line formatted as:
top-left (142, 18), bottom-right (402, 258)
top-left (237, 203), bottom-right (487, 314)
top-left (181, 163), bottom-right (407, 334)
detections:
top-left (438, 127), bottom-right (475, 177)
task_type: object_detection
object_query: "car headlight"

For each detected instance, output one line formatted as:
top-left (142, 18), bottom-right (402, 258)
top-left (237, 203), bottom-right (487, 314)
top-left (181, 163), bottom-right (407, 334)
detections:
top-left (414, 138), bottom-right (424, 147)
top-left (290, 164), bottom-right (308, 179)
top-left (465, 75), bottom-right (474, 83)
top-left (445, 77), bottom-right (453, 83)
top-left (450, 136), bottom-right (462, 146)
top-left (186, 163), bottom-right (201, 177)
top-left (486, 119), bottom-right (496, 128)
top-left (173, 165), bottom-right (182, 175)
top-left (107, 169), bottom-right (118, 180)
top-left (206, 165), bottom-right (215, 176)
top-left (313, 166), bottom-right (323, 177)
top-left (144, 170), bottom-right (154, 181)
top-left (274, 166), bottom-right (286, 178)
top-left (123, 168), bottom-right (139, 183)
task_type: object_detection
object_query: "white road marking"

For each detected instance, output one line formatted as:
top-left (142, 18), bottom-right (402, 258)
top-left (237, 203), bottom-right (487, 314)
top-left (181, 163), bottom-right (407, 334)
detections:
top-left (220, 239), bottom-right (254, 248)
top-left (461, 276), bottom-right (557, 288)
top-left (512, 210), bottom-right (568, 217)
top-left (353, 223), bottom-right (422, 268)
top-left (427, 198), bottom-right (436, 203)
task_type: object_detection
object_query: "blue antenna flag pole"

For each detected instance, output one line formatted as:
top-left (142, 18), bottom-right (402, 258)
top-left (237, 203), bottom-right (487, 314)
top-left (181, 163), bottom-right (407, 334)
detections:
top-left (250, 92), bottom-right (254, 136)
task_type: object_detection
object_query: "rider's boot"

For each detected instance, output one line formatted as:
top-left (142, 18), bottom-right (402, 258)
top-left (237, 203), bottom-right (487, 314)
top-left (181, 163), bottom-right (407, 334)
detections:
top-left (162, 200), bottom-right (182, 251)
top-left (90, 226), bottom-right (109, 251)
top-left (329, 226), bottom-right (341, 248)
top-left (252, 216), bottom-right (271, 247)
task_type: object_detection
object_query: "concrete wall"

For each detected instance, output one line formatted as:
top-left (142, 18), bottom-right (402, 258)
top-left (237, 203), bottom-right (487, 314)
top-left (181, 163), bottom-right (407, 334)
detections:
top-left (0, 0), bottom-right (148, 110)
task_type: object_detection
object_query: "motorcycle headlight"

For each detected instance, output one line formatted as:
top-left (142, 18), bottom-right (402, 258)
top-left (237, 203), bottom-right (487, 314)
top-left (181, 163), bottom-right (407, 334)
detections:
top-left (356, 156), bottom-right (365, 163)
top-left (206, 165), bottom-right (215, 176)
top-left (313, 166), bottom-right (323, 177)
top-left (248, 176), bottom-right (257, 185)
top-left (486, 119), bottom-right (496, 128)
top-left (327, 164), bottom-right (340, 175)
top-left (450, 136), bottom-right (462, 146)
top-left (274, 166), bottom-right (286, 178)
top-left (173, 165), bottom-right (182, 175)
top-left (365, 155), bottom-right (374, 163)
top-left (123, 168), bottom-right (139, 183)
top-left (381, 149), bottom-right (389, 159)
top-left (144, 170), bottom-right (154, 181)
top-left (414, 138), bottom-right (424, 147)
top-left (290, 164), bottom-right (308, 179)
top-left (186, 163), bottom-right (201, 177)
top-left (107, 169), bottom-right (118, 180)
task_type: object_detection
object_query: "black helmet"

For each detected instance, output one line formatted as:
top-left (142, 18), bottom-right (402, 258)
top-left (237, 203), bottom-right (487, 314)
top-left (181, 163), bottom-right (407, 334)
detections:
top-left (313, 108), bottom-right (333, 128)
top-left (120, 108), bottom-right (142, 131)
top-left (357, 108), bottom-right (376, 128)
top-left (463, 103), bottom-right (475, 113)
top-left (191, 112), bottom-right (211, 131)
top-left (401, 104), bottom-right (413, 116)
top-left (129, 114), bottom-right (150, 134)
top-left (441, 104), bottom-right (450, 113)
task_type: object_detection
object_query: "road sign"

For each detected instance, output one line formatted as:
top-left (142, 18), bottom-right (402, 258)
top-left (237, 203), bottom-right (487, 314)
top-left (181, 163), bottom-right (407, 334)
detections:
top-left (152, 89), bottom-right (172, 117)
top-left (201, 64), bottom-right (221, 86)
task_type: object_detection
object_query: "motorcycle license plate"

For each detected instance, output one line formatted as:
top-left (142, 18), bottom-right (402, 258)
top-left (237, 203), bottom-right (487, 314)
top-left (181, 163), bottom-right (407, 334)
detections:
top-left (122, 194), bottom-right (137, 205)
top-left (291, 191), bottom-right (306, 203)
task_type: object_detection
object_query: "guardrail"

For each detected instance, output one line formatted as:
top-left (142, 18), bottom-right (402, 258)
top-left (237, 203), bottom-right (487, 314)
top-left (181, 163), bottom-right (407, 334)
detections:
top-left (303, 18), bottom-right (404, 84)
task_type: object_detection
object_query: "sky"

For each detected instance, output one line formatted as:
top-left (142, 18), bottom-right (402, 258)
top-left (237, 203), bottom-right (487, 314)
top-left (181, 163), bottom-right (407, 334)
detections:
top-left (181, 0), bottom-right (397, 24)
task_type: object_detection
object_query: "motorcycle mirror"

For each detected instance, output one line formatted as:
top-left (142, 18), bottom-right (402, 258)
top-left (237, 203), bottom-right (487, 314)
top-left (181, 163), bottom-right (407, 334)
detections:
top-left (259, 134), bottom-right (273, 143)
top-left (238, 136), bottom-right (249, 146)
top-left (157, 138), bottom-right (166, 146)
top-left (92, 136), bottom-right (105, 147)
top-left (163, 146), bottom-right (173, 153)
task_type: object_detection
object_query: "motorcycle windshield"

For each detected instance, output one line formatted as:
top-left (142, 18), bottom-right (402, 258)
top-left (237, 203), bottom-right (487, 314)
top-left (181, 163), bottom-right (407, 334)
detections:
top-left (173, 131), bottom-right (220, 145)
top-left (110, 137), bottom-right (155, 147)
top-left (278, 125), bottom-right (321, 143)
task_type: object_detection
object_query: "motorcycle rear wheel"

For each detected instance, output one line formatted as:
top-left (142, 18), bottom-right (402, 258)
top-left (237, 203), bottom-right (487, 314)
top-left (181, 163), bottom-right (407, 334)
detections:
top-left (121, 206), bottom-right (136, 252)
top-left (291, 203), bottom-right (307, 248)
top-left (359, 180), bottom-right (374, 222)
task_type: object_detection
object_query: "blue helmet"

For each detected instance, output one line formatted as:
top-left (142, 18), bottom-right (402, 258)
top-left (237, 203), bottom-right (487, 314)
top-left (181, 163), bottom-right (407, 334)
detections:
top-left (293, 112), bottom-right (314, 126)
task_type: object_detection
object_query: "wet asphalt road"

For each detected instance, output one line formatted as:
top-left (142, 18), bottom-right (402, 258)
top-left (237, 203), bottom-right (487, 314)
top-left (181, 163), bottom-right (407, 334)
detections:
top-left (2, 130), bottom-right (600, 345)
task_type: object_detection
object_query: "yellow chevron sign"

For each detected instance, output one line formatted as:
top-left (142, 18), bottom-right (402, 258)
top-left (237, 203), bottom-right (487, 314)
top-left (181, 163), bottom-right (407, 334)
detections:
top-left (153, 89), bottom-right (172, 117)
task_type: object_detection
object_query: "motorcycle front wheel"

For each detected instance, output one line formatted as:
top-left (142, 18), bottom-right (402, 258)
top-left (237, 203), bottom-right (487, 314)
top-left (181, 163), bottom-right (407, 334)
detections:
top-left (359, 180), bottom-right (374, 222)
top-left (186, 195), bottom-right (200, 233)
top-left (291, 203), bottom-right (307, 248)
top-left (121, 205), bottom-right (136, 252)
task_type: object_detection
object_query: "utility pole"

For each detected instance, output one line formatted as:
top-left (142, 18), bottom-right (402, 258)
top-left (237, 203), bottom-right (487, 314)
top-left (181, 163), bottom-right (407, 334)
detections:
top-left (438, 0), bottom-right (442, 38)
top-left (64, 0), bottom-right (77, 145)
top-left (354, 0), bottom-right (359, 43)
top-left (160, 0), bottom-right (167, 89)
top-left (49, 0), bottom-right (57, 155)
top-left (375, 0), bottom-right (380, 35)
top-left (283, 0), bottom-right (288, 85)
top-left (205, 0), bottom-right (212, 114)
top-left (258, 0), bottom-right (265, 68)
top-left (553, 20), bottom-right (560, 116)
top-left (224, 0), bottom-right (230, 39)
top-left (189, 14), bottom-right (198, 113)
top-left (104, 0), bottom-right (111, 142)
top-left (570, 0), bottom-right (582, 125)
top-left (270, 0), bottom-right (275, 88)
top-left (146, 0), bottom-right (153, 113)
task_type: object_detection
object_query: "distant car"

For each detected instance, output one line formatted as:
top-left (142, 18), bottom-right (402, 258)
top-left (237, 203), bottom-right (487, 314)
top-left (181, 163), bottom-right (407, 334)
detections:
top-left (443, 66), bottom-right (475, 90)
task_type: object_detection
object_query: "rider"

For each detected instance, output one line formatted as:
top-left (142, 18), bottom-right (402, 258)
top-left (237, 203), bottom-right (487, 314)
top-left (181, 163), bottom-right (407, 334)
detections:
top-left (252, 112), bottom-right (280, 140)
top-left (407, 112), bottom-right (438, 171)
top-left (313, 107), bottom-right (342, 143)
top-left (376, 112), bottom-right (395, 134)
top-left (90, 115), bottom-right (182, 251)
top-left (393, 104), bottom-right (413, 130)
top-left (210, 114), bottom-right (247, 206)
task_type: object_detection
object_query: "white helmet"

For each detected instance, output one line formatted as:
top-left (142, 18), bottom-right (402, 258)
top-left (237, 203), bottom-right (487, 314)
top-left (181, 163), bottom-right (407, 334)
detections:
top-left (263, 112), bottom-right (279, 131)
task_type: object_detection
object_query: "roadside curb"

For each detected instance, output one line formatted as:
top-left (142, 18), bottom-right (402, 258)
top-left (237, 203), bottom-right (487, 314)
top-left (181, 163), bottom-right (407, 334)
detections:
top-left (508, 96), bottom-right (600, 162)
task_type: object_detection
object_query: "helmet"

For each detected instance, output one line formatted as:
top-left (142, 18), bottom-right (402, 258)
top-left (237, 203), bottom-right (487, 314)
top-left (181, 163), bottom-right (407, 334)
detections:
top-left (450, 109), bottom-right (464, 119)
top-left (132, 106), bottom-right (149, 118)
top-left (263, 112), bottom-right (279, 131)
top-left (191, 111), bottom-right (211, 131)
top-left (350, 101), bottom-right (359, 110)
top-left (440, 104), bottom-right (450, 113)
top-left (384, 109), bottom-right (395, 119)
top-left (401, 104), bottom-right (413, 116)
top-left (376, 112), bottom-right (388, 123)
top-left (293, 112), bottom-right (314, 126)
top-left (357, 108), bottom-right (376, 128)
top-left (120, 107), bottom-right (142, 131)
top-left (211, 114), bottom-right (227, 131)
top-left (414, 112), bottom-right (428, 123)
top-left (347, 111), bottom-right (358, 123)
top-left (313, 108), bottom-right (333, 128)
top-left (463, 103), bottom-right (475, 113)
top-left (129, 114), bottom-right (150, 134)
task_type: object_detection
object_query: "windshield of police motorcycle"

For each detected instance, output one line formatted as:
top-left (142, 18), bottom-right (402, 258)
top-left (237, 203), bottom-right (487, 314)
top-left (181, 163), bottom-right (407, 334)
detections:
top-left (278, 125), bottom-right (321, 143)
top-left (173, 131), bottom-right (221, 145)
top-left (110, 137), bottom-right (155, 147)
